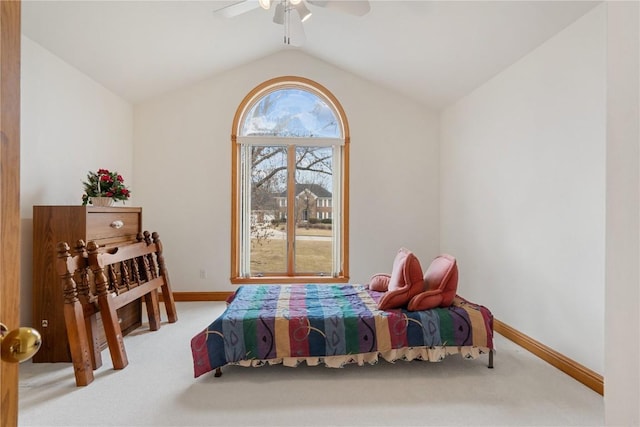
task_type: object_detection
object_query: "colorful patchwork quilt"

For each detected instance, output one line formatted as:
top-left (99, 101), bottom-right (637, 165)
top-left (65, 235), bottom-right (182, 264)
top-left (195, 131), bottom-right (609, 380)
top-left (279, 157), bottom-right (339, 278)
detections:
top-left (191, 284), bottom-right (493, 377)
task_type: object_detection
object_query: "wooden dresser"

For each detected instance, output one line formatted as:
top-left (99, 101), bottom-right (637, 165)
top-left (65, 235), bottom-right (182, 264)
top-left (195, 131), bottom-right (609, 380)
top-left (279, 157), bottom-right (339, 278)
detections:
top-left (32, 205), bottom-right (143, 363)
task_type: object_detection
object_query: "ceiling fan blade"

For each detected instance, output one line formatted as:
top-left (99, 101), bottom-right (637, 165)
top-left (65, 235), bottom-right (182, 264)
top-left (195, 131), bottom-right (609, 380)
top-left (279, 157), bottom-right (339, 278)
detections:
top-left (287, 8), bottom-right (306, 47)
top-left (307, 0), bottom-right (370, 16)
top-left (213, 0), bottom-right (259, 18)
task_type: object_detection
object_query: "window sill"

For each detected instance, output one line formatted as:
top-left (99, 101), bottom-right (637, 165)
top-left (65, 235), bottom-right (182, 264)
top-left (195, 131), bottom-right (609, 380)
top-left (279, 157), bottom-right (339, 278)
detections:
top-left (231, 276), bottom-right (350, 285)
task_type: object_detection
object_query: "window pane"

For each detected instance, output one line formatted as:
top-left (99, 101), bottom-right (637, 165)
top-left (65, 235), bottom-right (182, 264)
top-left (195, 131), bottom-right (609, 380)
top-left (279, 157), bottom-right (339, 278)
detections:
top-left (233, 78), bottom-right (348, 282)
top-left (241, 89), bottom-right (340, 138)
top-left (294, 146), bottom-right (333, 275)
top-left (250, 146), bottom-right (287, 275)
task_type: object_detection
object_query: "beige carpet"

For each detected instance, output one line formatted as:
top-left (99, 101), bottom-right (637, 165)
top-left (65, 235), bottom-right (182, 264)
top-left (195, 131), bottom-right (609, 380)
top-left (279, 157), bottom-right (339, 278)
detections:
top-left (19, 302), bottom-right (603, 427)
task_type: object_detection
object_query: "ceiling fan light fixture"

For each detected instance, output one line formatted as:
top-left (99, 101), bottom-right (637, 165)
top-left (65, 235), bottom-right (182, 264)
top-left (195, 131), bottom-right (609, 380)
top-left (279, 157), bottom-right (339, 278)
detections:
top-left (289, 0), bottom-right (302, 4)
top-left (294, 2), bottom-right (312, 22)
top-left (273, 3), bottom-right (284, 24)
top-left (258, 0), bottom-right (271, 10)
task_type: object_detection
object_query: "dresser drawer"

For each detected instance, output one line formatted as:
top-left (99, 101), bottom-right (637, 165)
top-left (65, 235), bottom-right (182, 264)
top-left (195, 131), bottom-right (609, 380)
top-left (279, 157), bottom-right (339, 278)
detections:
top-left (87, 211), bottom-right (141, 243)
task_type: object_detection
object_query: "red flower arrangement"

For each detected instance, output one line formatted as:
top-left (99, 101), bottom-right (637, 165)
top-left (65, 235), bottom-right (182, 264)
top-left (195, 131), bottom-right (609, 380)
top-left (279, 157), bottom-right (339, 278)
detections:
top-left (81, 168), bottom-right (131, 206)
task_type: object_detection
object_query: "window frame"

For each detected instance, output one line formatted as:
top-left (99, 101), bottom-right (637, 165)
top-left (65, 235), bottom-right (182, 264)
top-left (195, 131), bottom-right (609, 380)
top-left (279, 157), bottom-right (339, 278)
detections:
top-left (230, 76), bottom-right (350, 284)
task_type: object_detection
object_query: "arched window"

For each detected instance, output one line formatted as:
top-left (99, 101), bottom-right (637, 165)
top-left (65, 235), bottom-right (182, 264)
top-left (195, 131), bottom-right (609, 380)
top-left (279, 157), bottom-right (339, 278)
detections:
top-left (231, 76), bottom-right (349, 283)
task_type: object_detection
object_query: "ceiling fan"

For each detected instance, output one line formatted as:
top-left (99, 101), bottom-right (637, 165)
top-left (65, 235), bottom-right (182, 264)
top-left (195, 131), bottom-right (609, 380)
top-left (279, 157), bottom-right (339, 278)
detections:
top-left (214, 0), bottom-right (371, 47)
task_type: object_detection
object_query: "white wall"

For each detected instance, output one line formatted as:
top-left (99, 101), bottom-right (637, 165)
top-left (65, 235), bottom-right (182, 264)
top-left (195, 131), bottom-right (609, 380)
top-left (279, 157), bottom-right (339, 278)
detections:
top-left (20, 36), bottom-right (134, 325)
top-left (604, 2), bottom-right (639, 424)
top-left (133, 49), bottom-right (440, 292)
top-left (440, 6), bottom-right (606, 374)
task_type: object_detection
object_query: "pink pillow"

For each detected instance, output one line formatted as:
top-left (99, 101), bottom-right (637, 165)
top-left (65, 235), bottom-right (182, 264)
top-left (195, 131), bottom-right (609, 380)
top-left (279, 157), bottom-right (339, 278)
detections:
top-left (377, 248), bottom-right (424, 310)
top-left (407, 254), bottom-right (458, 311)
top-left (368, 274), bottom-right (390, 292)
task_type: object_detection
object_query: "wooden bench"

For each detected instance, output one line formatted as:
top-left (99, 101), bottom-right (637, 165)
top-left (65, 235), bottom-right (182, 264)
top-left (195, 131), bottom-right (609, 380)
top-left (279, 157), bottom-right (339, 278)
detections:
top-left (56, 231), bottom-right (177, 386)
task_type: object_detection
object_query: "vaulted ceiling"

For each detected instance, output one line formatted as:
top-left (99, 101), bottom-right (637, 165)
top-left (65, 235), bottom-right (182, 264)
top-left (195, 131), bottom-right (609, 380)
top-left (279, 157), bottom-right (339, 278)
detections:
top-left (21, 1), bottom-right (600, 109)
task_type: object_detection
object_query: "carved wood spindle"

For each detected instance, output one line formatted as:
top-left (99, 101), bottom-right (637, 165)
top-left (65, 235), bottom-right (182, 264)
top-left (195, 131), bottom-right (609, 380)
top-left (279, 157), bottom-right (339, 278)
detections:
top-left (152, 232), bottom-right (178, 323)
top-left (58, 242), bottom-right (79, 305)
top-left (131, 257), bottom-right (141, 288)
top-left (72, 240), bottom-right (102, 370)
top-left (78, 267), bottom-right (93, 302)
top-left (72, 240), bottom-right (91, 303)
top-left (121, 264), bottom-right (129, 292)
top-left (114, 262), bottom-right (124, 292)
top-left (147, 252), bottom-right (159, 279)
top-left (140, 231), bottom-right (161, 329)
top-left (107, 264), bottom-right (119, 294)
top-left (56, 241), bottom-right (95, 386)
top-left (87, 241), bottom-right (129, 370)
top-left (152, 232), bottom-right (167, 278)
top-left (121, 259), bottom-right (132, 291)
top-left (87, 242), bottom-right (109, 298)
top-left (141, 254), bottom-right (153, 282)
top-left (144, 231), bottom-right (157, 279)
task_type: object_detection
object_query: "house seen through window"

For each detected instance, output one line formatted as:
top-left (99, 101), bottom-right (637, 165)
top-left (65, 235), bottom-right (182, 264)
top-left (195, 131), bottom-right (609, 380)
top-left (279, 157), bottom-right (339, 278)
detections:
top-left (231, 77), bottom-right (349, 283)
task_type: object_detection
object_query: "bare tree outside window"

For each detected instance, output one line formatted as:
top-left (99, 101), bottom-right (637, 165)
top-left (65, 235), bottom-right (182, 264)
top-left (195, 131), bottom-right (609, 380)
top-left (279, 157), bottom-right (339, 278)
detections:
top-left (249, 145), bottom-right (333, 275)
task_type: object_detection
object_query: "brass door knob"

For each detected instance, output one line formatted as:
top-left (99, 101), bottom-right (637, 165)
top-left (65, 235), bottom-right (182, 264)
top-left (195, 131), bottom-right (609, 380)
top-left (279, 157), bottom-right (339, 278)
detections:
top-left (0, 323), bottom-right (42, 363)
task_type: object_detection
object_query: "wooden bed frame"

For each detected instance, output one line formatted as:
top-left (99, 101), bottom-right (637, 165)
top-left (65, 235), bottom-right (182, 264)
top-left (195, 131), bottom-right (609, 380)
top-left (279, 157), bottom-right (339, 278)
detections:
top-left (56, 231), bottom-right (177, 386)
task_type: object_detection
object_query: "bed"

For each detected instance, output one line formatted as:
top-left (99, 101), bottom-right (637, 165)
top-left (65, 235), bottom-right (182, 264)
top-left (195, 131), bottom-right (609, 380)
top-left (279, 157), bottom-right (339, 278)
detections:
top-left (190, 283), bottom-right (494, 378)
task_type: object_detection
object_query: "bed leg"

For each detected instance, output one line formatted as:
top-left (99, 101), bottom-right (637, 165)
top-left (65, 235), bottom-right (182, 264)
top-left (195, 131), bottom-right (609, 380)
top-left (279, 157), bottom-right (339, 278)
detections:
top-left (488, 349), bottom-right (494, 369)
top-left (214, 367), bottom-right (222, 377)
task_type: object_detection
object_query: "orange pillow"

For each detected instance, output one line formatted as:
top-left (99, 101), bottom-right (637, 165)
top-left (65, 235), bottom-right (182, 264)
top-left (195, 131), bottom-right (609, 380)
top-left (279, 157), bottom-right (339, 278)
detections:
top-left (377, 248), bottom-right (424, 310)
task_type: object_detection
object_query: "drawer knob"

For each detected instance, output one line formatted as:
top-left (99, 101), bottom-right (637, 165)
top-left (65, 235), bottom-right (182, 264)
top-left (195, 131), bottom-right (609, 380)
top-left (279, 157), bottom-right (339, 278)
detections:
top-left (110, 220), bottom-right (124, 229)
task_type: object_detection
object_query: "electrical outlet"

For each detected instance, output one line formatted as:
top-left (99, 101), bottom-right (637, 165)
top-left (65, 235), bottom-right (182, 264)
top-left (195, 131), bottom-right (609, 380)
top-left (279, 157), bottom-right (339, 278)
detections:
top-left (199, 269), bottom-right (207, 279)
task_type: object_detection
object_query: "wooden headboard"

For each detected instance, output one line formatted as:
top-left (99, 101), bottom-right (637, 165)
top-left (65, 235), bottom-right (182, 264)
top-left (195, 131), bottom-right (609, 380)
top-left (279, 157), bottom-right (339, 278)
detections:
top-left (56, 231), bottom-right (177, 386)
